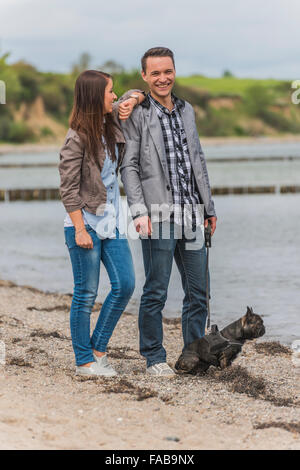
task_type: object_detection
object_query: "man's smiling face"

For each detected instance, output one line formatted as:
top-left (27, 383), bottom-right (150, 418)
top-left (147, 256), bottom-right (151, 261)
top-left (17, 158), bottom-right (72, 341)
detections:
top-left (141, 56), bottom-right (175, 100)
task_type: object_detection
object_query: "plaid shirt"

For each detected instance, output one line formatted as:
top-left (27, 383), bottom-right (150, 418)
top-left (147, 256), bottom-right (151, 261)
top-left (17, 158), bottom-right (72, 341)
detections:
top-left (149, 93), bottom-right (203, 229)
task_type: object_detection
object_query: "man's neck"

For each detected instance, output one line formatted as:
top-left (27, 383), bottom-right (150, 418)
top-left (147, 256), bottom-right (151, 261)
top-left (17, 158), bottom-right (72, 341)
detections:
top-left (150, 91), bottom-right (174, 111)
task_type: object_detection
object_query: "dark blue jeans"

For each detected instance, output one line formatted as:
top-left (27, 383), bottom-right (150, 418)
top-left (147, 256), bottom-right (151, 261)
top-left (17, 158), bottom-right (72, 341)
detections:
top-left (64, 225), bottom-right (135, 366)
top-left (139, 222), bottom-right (208, 367)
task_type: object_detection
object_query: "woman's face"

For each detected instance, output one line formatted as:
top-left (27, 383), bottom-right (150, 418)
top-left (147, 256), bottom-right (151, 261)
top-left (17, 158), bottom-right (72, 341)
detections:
top-left (103, 78), bottom-right (117, 114)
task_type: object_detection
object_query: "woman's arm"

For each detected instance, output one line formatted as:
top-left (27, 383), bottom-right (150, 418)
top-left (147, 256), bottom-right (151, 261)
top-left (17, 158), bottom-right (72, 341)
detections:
top-left (59, 131), bottom-right (85, 213)
top-left (118, 92), bottom-right (145, 120)
top-left (68, 209), bottom-right (93, 249)
top-left (112, 90), bottom-right (145, 121)
top-left (59, 131), bottom-right (93, 249)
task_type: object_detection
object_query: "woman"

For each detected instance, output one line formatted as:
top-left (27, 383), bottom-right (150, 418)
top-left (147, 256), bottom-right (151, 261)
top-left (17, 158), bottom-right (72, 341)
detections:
top-left (59, 70), bottom-right (144, 376)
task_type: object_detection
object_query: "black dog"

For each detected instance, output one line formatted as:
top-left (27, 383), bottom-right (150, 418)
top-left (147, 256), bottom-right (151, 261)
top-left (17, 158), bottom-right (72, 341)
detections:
top-left (175, 307), bottom-right (265, 374)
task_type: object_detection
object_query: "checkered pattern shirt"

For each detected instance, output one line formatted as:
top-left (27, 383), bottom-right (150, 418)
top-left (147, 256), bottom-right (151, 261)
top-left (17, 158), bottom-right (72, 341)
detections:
top-left (149, 93), bottom-right (203, 229)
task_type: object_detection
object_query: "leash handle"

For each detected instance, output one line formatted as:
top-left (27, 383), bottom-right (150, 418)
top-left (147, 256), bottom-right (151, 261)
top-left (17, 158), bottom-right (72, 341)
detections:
top-left (204, 220), bottom-right (212, 248)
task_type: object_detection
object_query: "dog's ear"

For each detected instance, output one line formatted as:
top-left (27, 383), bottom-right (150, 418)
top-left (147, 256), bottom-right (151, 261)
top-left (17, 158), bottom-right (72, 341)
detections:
top-left (246, 306), bottom-right (253, 317)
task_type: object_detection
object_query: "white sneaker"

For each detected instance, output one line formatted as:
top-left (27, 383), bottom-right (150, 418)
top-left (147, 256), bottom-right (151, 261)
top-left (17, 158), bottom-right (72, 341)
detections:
top-left (75, 362), bottom-right (103, 377)
top-left (146, 362), bottom-right (175, 376)
top-left (93, 354), bottom-right (118, 376)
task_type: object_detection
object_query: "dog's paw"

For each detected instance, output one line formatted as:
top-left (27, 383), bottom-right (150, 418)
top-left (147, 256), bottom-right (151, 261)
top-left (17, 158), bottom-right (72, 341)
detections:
top-left (219, 354), bottom-right (231, 369)
top-left (175, 351), bottom-right (200, 374)
top-left (218, 344), bottom-right (241, 369)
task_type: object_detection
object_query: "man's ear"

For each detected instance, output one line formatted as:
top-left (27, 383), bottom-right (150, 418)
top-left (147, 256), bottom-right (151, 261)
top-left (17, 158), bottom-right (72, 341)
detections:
top-left (141, 70), bottom-right (147, 83)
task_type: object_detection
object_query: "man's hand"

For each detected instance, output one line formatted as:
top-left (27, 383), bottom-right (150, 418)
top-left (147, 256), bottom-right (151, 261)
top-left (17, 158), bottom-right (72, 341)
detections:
top-left (75, 228), bottom-right (93, 249)
top-left (118, 98), bottom-right (136, 121)
top-left (204, 216), bottom-right (217, 236)
top-left (134, 215), bottom-right (153, 237)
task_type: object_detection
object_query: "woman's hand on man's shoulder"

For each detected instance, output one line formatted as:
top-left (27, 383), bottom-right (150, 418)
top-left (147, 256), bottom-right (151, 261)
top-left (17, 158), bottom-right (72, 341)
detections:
top-left (118, 98), bottom-right (137, 121)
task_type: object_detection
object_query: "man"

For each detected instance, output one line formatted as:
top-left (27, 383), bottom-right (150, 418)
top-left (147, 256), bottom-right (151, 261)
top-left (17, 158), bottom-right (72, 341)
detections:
top-left (120, 47), bottom-right (217, 376)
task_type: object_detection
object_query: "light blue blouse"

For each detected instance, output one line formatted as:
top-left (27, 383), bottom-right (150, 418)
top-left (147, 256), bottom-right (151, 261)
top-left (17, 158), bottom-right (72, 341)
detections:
top-left (64, 146), bottom-right (125, 239)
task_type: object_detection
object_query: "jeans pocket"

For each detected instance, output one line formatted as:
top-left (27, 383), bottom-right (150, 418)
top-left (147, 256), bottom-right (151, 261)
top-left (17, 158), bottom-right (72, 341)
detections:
top-left (64, 227), bottom-right (77, 250)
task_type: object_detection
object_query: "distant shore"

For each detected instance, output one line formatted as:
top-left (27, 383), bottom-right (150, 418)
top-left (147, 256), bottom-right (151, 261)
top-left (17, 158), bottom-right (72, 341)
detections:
top-left (0, 142), bottom-right (61, 155)
top-left (2, 135), bottom-right (300, 155)
top-left (0, 278), bottom-right (299, 450)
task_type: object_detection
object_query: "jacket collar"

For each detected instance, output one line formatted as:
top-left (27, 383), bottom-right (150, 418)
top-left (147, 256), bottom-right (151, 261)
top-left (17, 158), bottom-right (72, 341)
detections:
top-left (141, 92), bottom-right (185, 111)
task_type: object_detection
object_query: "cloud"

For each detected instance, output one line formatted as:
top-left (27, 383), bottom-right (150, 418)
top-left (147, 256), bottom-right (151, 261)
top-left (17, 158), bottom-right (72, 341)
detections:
top-left (1, 0), bottom-right (300, 78)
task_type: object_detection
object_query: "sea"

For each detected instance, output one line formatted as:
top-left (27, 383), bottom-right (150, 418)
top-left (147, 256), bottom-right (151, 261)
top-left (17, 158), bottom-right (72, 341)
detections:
top-left (0, 139), bottom-right (299, 345)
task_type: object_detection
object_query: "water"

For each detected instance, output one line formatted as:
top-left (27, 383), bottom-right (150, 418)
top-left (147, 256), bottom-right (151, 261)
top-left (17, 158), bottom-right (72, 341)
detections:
top-left (0, 141), bottom-right (299, 345)
top-left (1, 142), bottom-right (300, 189)
top-left (0, 195), bottom-right (299, 346)
top-left (204, 140), bottom-right (300, 160)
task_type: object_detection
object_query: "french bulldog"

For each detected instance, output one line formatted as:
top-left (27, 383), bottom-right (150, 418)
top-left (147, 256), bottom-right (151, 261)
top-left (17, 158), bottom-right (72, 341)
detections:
top-left (175, 306), bottom-right (265, 374)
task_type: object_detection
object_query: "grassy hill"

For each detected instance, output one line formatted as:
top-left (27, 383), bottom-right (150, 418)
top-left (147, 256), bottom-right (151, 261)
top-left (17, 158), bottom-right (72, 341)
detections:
top-left (176, 75), bottom-right (299, 137)
top-left (0, 53), bottom-right (299, 142)
top-left (177, 76), bottom-right (284, 97)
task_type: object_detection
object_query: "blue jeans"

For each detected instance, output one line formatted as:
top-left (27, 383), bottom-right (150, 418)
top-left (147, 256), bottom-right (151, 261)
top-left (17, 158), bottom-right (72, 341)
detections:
top-left (139, 222), bottom-right (208, 367)
top-left (64, 225), bottom-right (135, 366)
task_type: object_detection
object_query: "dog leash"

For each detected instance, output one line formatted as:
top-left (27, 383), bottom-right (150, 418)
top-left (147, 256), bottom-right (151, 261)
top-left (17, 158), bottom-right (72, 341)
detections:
top-left (204, 224), bottom-right (241, 353)
top-left (203, 221), bottom-right (233, 354)
top-left (204, 220), bottom-right (212, 331)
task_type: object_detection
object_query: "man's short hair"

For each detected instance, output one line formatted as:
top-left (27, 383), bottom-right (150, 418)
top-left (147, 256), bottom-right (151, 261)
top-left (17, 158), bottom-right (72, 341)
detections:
top-left (141, 47), bottom-right (175, 73)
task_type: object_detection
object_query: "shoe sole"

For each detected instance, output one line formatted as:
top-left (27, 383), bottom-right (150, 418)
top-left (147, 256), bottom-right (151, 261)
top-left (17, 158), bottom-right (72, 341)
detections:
top-left (75, 370), bottom-right (117, 377)
top-left (146, 372), bottom-right (175, 377)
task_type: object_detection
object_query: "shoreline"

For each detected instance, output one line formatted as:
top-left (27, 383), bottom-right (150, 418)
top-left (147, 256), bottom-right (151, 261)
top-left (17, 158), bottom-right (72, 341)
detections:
top-left (0, 278), bottom-right (299, 450)
top-left (1, 135), bottom-right (300, 155)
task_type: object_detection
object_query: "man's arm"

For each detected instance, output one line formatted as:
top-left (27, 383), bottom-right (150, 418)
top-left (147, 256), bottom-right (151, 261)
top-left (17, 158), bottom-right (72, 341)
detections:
top-left (189, 104), bottom-right (217, 234)
top-left (199, 142), bottom-right (217, 234)
top-left (120, 109), bottom-right (152, 236)
top-left (112, 90), bottom-right (145, 121)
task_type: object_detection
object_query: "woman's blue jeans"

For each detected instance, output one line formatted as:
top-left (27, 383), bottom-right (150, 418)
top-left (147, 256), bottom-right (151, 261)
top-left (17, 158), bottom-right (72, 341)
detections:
top-left (64, 225), bottom-right (135, 366)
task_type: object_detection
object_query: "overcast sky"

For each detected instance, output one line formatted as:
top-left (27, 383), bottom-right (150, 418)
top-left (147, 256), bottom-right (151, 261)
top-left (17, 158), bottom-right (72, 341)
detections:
top-left (1, 0), bottom-right (299, 78)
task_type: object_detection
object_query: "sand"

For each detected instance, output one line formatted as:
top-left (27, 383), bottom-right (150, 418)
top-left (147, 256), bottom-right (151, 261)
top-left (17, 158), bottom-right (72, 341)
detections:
top-left (0, 279), bottom-right (299, 450)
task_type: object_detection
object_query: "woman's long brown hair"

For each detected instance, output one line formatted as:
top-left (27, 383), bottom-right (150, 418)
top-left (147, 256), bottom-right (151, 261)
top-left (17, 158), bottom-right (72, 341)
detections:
top-left (69, 70), bottom-right (116, 162)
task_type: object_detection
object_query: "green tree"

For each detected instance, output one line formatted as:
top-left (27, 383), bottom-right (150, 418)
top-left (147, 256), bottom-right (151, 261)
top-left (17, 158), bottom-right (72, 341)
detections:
top-left (71, 52), bottom-right (92, 76)
top-left (98, 60), bottom-right (125, 75)
top-left (11, 61), bottom-right (41, 103)
top-left (223, 69), bottom-right (234, 78)
top-left (0, 53), bottom-right (22, 103)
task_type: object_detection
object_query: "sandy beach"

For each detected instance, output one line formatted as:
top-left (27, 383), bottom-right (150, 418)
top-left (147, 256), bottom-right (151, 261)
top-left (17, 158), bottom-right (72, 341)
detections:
top-left (0, 279), bottom-right (299, 450)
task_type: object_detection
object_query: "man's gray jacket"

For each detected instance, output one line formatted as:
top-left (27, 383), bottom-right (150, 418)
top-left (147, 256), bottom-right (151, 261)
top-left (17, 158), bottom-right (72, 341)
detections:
top-left (120, 96), bottom-right (216, 221)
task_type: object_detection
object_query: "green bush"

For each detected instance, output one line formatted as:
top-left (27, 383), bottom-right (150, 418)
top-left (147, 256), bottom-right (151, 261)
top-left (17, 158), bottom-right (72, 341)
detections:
top-left (233, 125), bottom-right (247, 136)
top-left (8, 121), bottom-right (35, 143)
top-left (260, 109), bottom-right (300, 133)
top-left (0, 54), bottom-right (22, 103)
top-left (40, 126), bottom-right (54, 137)
top-left (112, 70), bottom-right (146, 98)
top-left (11, 61), bottom-right (41, 103)
top-left (0, 114), bottom-right (12, 141)
top-left (40, 82), bottom-right (66, 114)
top-left (40, 73), bottom-right (74, 121)
top-left (197, 107), bottom-right (238, 137)
top-left (244, 85), bottom-right (274, 116)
